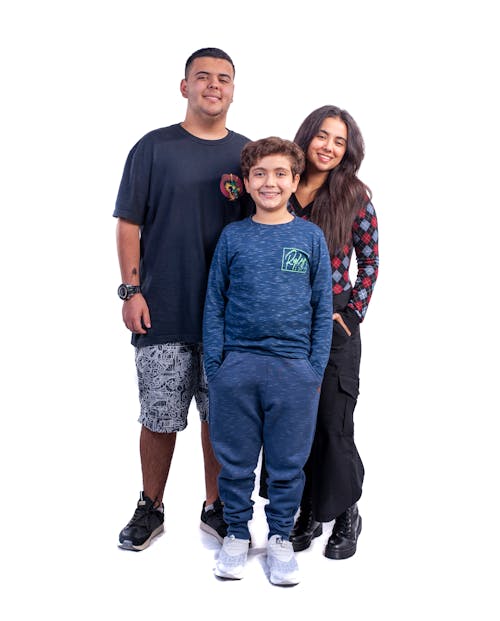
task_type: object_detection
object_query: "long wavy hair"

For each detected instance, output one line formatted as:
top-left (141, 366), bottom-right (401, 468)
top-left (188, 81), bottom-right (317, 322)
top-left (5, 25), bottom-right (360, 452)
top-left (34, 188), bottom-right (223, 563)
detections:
top-left (294, 105), bottom-right (371, 255)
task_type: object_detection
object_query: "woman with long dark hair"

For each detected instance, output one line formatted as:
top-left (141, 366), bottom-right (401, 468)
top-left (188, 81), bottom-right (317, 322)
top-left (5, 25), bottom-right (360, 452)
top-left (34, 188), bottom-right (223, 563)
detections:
top-left (261, 105), bottom-right (379, 559)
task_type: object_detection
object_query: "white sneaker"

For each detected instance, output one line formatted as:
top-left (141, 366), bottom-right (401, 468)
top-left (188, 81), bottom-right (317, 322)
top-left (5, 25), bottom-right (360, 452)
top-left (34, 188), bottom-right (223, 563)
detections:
top-left (214, 535), bottom-right (250, 580)
top-left (267, 535), bottom-right (301, 586)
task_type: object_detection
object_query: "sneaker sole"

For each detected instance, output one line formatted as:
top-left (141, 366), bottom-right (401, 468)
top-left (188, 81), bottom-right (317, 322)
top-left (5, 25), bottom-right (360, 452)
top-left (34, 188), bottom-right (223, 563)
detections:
top-left (200, 521), bottom-right (224, 544)
top-left (214, 566), bottom-right (244, 580)
top-left (118, 524), bottom-right (164, 551)
top-left (270, 573), bottom-right (301, 586)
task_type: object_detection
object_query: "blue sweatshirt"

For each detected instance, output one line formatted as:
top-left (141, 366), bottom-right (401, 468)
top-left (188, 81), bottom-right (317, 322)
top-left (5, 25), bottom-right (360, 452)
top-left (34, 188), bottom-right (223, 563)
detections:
top-left (203, 216), bottom-right (333, 379)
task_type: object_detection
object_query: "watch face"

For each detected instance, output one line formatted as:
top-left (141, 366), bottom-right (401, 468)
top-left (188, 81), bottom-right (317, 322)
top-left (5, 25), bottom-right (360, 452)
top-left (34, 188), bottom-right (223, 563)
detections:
top-left (118, 284), bottom-right (128, 300)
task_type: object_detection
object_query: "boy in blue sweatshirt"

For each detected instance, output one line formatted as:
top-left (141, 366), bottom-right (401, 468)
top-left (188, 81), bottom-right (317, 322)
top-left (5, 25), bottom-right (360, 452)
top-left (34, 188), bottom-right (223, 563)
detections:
top-left (203, 137), bottom-right (333, 585)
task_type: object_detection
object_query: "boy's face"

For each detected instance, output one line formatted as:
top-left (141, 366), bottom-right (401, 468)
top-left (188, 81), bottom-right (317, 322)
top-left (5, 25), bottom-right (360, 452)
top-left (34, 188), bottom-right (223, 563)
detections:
top-left (244, 154), bottom-right (300, 214)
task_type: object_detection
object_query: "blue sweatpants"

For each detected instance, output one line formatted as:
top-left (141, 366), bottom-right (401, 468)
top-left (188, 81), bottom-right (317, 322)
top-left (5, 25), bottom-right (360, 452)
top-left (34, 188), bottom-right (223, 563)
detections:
top-left (208, 351), bottom-right (322, 540)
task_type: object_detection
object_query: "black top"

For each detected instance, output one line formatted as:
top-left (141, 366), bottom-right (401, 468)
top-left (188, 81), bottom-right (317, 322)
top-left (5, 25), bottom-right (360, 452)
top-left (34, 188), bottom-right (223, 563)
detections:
top-left (114, 123), bottom-right (250, 346)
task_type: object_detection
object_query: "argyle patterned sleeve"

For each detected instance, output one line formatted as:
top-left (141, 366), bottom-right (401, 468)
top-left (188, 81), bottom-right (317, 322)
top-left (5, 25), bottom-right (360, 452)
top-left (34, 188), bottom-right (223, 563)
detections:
top-left (346, 200), bottom-right (379, 321)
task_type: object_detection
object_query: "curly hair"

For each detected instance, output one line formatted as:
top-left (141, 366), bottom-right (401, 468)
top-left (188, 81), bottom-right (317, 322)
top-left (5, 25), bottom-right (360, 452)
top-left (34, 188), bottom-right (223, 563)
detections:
top-left (241, 136), bottom-right (305, 179)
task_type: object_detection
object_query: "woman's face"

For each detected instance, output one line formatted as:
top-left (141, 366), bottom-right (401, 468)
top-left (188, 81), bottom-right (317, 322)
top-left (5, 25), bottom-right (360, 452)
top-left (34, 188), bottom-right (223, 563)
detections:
top-left (306, 116), bottom-right (347, 174)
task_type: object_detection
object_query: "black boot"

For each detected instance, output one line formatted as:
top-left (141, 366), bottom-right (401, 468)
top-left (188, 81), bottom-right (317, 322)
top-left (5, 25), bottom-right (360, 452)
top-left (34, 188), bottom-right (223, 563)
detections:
top-left (324, 503), bottom-right (362, 559)
top-left (290, 504), bottom-right (322, 552)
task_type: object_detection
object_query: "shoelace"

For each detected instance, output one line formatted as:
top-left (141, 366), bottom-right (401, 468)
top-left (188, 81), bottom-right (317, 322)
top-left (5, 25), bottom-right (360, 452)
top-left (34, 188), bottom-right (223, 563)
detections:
top-left (295, 506), bottom-right (313, 529)
top-left (335, 511), bottom-right (353, 536)
top-left (129, 497), bottom-right (161, 526)
top-left (204, 504), bottom-right (225, 527)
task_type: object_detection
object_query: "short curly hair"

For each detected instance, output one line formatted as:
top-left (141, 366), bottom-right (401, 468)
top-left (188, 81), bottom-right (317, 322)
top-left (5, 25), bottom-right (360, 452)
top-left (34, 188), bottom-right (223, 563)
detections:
top-left (241, 137), bottom-right (305, 179)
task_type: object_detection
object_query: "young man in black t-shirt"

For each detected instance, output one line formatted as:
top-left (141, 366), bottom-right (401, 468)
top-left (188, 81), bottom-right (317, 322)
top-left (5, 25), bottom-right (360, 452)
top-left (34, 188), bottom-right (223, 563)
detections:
top-left (113, 47), bottom-right (250, 551)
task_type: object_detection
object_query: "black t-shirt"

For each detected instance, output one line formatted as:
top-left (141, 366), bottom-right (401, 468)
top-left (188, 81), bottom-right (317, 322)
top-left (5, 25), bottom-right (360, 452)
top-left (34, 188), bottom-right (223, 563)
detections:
top-left (113, 123), bottom-right (251, 347)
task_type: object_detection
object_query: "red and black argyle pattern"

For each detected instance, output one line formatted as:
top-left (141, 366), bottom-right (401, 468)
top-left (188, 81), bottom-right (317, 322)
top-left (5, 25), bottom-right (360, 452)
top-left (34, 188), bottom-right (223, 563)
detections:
top-left (288, 196), bottom-right (379, 321)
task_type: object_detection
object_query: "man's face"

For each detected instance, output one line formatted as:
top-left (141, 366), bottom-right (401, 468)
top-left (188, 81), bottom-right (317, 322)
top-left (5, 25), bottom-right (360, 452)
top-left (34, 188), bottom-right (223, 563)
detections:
top-left (180, 57), bottom-right (234, 120)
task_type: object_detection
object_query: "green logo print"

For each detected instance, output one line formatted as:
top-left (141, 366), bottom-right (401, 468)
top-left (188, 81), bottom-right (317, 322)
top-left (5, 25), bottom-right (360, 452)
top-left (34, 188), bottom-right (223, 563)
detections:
top-left (281, 247), bottom-right (309, 273)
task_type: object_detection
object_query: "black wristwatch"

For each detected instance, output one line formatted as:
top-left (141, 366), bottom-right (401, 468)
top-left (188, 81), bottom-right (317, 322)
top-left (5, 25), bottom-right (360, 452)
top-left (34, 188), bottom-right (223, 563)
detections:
top-left (117, 283), bottom-right (141, 301)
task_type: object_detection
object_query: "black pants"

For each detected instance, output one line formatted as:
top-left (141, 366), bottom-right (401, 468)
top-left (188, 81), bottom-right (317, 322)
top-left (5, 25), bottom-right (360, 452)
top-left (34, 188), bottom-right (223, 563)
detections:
top-left (260, 292), bottom-right (364, 521)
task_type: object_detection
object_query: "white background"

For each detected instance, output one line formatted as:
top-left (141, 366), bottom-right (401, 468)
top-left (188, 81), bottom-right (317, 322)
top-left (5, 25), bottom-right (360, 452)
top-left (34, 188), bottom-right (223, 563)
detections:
top-left (1, 1), bottom-right (498, 619)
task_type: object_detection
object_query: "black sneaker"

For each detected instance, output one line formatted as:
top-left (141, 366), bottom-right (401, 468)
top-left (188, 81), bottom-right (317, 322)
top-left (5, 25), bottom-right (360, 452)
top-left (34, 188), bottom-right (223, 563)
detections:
top-left (118, 492), bottom-right (164, 551)
top-left (200, 497), bottom-right (227, 543)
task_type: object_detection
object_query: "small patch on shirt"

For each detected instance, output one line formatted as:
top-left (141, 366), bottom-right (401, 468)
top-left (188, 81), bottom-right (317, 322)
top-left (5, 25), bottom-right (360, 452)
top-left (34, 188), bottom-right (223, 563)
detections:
top-left (281, 248), bottom-right (309, 273)
top-left (219, 173), bottom-right (243, 201)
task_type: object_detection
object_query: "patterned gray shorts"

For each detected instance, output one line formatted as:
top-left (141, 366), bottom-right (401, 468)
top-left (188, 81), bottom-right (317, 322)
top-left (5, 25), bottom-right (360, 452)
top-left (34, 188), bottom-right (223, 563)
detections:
top-left (135, 343), bottom-right (209, 433)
